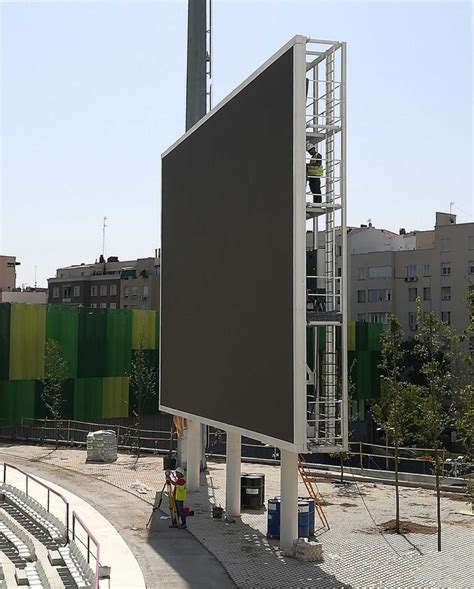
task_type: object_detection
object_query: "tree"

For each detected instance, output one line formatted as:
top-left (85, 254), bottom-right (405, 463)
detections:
top-left (414, 300), bottom-right (452, 552)
top-left (128, 343), bottom-right (158, 461)
top-left (41, 339), bottom-right (69, 449)
top-left (371, 315), bottom-right (424, 534)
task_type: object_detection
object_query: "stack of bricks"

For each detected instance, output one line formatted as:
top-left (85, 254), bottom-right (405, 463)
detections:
top-left (86, 430), bottom-right (117, 463)
top-left (282, 538), bottom-right (323, 562)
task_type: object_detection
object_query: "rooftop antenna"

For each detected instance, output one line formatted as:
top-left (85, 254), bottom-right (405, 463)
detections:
top-left (34, 265), bottom-right (37, 289)
top-left (102, 216), bottom-right (108, 259)
top-left (449, 201), bottom-right (455, 216)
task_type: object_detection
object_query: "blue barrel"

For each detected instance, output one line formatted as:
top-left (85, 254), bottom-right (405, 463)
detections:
top-left (267, 498), bottom-right (311, 539)
top-left (304, 498), bottom-right (315, 536)
top-left (298, 501), bottom-right (310, 538)
top-left (267, 497), bottom-right (281, 537)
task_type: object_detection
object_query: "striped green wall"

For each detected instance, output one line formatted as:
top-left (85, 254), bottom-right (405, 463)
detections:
top-left (0, 303), bottom-right (159, 425)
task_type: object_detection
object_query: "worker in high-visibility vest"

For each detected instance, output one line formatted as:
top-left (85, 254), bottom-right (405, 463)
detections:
top-left (172, 468), bottom-right (188, 529)
top-left (306, 142), bottom-right (323, 203)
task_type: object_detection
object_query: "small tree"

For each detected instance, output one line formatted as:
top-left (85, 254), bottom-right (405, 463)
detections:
top-left (41, 339), bottom-right (68, 449)
top-left (414, 301), bottom-right (452, 552)
top-left (129, 342), bottom-right (158, 461)
top-left (371, 315), bottom-right (423, 534)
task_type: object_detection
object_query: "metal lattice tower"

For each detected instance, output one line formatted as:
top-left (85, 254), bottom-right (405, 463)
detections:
top-left (305, 39), bottom-right (348, 452)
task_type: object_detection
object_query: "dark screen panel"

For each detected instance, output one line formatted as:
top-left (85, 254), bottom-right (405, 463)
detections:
top-left (161, 47), bottom-right (295, 443)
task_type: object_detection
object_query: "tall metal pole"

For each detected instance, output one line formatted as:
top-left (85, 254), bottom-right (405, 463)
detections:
top-left (186, 0), bottom-right (207, 131)
top-left (180, 0), bottom-right (208, 476)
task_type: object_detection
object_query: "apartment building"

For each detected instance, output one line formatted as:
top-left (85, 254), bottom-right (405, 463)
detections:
top-left (48, 253), bottom-right (160, 310)
top-left (0, 255), bottom-right (20, 294)
top-left (347, 212), bottom-right (473, 334)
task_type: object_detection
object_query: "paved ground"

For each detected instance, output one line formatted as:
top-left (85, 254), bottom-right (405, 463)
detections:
top-left (1, 443), bottom-right (473, 588)
top-left (0, 445), bottom-right (235, 589)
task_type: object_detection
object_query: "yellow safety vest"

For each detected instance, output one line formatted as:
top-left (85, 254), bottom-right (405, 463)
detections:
top-left (175, 483), bottom-right (187, 501)
top-left (307, 160), bottom-right (323, 177)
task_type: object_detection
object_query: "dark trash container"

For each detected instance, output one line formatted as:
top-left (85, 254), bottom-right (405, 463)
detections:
top-left (241, 473), bottom-right (265, 509)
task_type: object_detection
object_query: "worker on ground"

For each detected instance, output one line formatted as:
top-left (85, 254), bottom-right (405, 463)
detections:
top-left (172, 468), bottom-right (187, 529)
top-left (306, 142), bottom-right (323, 203)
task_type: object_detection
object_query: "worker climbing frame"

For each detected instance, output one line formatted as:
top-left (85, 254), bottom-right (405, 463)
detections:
top-left (304, 38), bottom-right (348, 453)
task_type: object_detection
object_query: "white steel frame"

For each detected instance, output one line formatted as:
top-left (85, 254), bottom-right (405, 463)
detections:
top-left (305, 38), bottom-right (348, 453)
top-left (160, 35), bottom-right (347, 454)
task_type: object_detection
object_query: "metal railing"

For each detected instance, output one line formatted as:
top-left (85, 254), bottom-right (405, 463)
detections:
top-left (72, 510), bottom-right (100, 589)
top-left (2, 462), bottom-right (70, 542)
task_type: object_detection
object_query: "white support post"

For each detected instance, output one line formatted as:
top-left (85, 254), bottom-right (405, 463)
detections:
top-left (225, 431), bottom-right (241, 517)
top-left (280, 449), bottom-right (298, 551)
top-left (187, 419), bottom-right (201, 492)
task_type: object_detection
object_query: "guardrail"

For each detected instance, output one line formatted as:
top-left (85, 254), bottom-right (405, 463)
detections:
top-left (72, 510), bottom-right (100, 589)
top-left (2, 462), bottom-right (70, 542)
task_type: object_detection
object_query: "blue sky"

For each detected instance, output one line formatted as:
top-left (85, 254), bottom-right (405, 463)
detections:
top-left (1, 0), bottom-right (472, 287)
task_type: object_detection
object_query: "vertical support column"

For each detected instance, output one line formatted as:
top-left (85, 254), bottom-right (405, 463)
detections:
top-left (225, 431), bottom-right (241, 517)
top-left (187, 419), bottom-right (201, 492)
top-left (280, 449), bottom-right (298, 551)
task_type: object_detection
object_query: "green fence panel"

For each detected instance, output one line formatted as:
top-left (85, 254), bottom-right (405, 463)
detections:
top-left (155, 310), bottom-right (160, 348)
top-left (368, 323), bottom-right (383, 351)
top-left (0, 304), bottom-right (11, 380)
top-left (129, 350), bottom-right (159, 416)
top-left (106, 310), bottom-right (132, 377)
top-left (356, 321), bottom-right (368, 351)
top-left (355, 350), bottom-right (372, 400)
top-left (370, 351), bottom-right (382, 399)
top-left (74, 378), bottom-right (103, 421)
top-left (102, 377), bottom-right (129, 418)
top-left (348, 321), bottom-right (356, 351)
top-left (45, 306), bottom-right (78, 378)
top-left (0, 380), bottom-right (36, 425)
top-left (35, 379), bottom-right (75, 420)
top-left (132, 310), bottom-right (156, 349)
top-left (9, 304), bottom-right (46, 380)
top-left (78, 308), bottom-right (107, 378)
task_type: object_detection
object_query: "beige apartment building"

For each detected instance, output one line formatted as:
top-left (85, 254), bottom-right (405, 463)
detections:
top-left (0, 255), bottom-right (20, 294)
top-left (48, 252), bottom-right (160, 310)
top-left (346, 212), bottom-right (474, 334)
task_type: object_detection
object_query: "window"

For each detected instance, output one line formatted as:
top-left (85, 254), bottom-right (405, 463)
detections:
top-left (100, 285), bottom-right (107, 296)
top-left (441, 311), bottom-right (451, 325)
top-left (52, 287), bottom-right (59, 298)
top-left (441, 286), bottom-right (451, 301)
top-left (100, 303), bottom-right (107, 309)
top-left (91, 285), bottom-right (98, 296)
top-left (368, 288), bottom-right (391, 302)
top-left (90, 303), bottom-right (98, 309)
top-left (143, 285), bottom-right (149, 299)
top-left (368, 312), bottom-right (389, 324)
top-left (110, 302), bottom-right (117, 309)
top-left (468, 236), bottom-right (474, 250)
top-left (110, 284), bottom-right (117, 296)
top-left (423, 264), bottom-right (431, 277)
top-left (123, 286), bottom-right (129, 297)
top-left (131, 286), bottom-right (138, 297)
top-left (368, 266), bottom-right (392, 279)
top-left (440, 238), bottom-right (451, 252)
top-left (73, 286), bottom-right (80, 297)
top-left (408, 312), bottom-right (417, 331)
top-left (406, 264), bottom-right (417, 278)
top-left (337, 245), bottom-right (342, 257)
top-left (441, 262), bottom-right (451, 276)
top-left (63, 286), bottom-right (71, 298)
top-left (358, 267), bottom-right (366, 280)
top-left (423, 287), bottom-right (431, 301)
top-left (408, 287), bottom-right (417, 302)
top-left (357, 290), bottom-right (366, 303)
top-left (469, 261), bottom-right (474, 275)
top-left (357, 313), bottom-right (367, 321)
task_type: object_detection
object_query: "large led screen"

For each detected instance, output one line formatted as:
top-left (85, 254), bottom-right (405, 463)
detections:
top-left (160, 38), bottom-right (305, 447)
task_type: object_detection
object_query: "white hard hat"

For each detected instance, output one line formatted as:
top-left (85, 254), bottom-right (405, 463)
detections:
top-left (306, 141), bottom-right (316, 152)
top-left (175, 467), bottom-right (184, 475)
